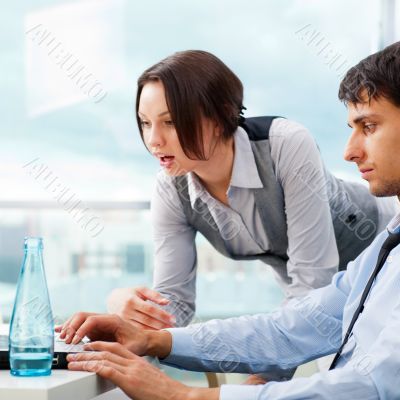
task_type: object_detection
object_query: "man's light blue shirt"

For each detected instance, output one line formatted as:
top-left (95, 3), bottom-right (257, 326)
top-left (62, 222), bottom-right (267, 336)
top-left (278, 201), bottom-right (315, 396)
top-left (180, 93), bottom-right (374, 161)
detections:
top-left (162, 212), bottom-right (400, 399)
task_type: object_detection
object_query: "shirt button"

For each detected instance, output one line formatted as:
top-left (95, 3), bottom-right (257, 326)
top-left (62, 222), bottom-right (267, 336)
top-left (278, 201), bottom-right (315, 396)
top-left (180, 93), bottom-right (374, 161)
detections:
top-left (387, 256), bottom-right (393, 263)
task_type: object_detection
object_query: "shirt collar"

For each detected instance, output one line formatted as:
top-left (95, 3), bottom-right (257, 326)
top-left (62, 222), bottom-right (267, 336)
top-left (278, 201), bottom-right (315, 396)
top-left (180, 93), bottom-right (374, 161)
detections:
top-left (187, 172), bottom-right (207, 208)
top-left (386, 209), bottom-right (400, 233)
top-left (187, 127), bottom-right (263, 207)
top-left (230, 126), bottom-right (264, 189)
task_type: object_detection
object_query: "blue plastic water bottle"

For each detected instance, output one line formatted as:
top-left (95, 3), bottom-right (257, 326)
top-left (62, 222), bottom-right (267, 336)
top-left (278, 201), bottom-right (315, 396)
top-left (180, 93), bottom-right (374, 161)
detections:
top-left (9, 237), bottom-right (54, 376)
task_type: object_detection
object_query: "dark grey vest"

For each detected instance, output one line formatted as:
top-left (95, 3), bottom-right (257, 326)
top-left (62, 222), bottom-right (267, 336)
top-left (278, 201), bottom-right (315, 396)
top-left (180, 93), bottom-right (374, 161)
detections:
top-left (174, 116), bottom-right (379, 277)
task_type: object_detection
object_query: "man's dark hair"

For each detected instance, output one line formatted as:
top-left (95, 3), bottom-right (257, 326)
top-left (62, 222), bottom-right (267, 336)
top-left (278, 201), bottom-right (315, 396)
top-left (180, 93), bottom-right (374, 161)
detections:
top-left (136, 50), bottom-right (244, 160)
top-left (339, 41), bottom-right (400, 106)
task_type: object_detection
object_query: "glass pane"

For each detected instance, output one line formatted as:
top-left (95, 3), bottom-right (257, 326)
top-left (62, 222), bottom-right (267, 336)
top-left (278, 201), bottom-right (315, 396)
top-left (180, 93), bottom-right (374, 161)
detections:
top-left (1, 0), bottom-right (385, 384)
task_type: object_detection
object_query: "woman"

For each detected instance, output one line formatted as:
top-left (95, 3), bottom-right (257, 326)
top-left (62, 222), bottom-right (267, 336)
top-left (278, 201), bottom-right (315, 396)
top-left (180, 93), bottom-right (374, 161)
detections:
top-left (106, 50), bottom-right (398, 330)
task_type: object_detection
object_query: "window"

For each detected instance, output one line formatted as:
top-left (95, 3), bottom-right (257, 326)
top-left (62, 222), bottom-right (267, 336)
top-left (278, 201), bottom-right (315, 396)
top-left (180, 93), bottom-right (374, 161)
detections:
top-left (1, 0), bottom-right (385, 326)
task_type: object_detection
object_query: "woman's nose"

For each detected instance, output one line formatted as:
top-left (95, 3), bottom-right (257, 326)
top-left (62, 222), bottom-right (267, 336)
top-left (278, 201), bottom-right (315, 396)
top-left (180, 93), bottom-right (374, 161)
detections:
top-left (146, 125), bottom-right (165, 149)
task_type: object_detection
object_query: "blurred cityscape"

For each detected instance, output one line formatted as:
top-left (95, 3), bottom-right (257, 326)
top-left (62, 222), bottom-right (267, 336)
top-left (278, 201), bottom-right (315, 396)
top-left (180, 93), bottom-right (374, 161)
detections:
top-left (1, 0), bottom-right (398, 388)
top-left (0, 204), bottom-right (284, 324)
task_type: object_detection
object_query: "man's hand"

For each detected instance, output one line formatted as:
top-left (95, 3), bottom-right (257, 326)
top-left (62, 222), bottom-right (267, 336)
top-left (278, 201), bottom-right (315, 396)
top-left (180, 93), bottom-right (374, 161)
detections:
top-left (56, 313), bottom-right (171, 357)
top-left (67, 342), bottom-right (220, 400)
top-left (106, 287), bottom-right (176, 330)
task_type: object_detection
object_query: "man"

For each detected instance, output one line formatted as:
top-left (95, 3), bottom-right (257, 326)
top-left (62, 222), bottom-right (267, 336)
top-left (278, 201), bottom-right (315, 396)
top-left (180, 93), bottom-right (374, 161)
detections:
top-left (60, 41), bottom-right (400, 399)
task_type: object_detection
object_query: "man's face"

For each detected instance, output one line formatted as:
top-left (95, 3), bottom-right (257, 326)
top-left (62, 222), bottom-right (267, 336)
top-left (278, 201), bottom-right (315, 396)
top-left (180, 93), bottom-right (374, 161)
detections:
top-left (344, 93), bottom-right (400, 197)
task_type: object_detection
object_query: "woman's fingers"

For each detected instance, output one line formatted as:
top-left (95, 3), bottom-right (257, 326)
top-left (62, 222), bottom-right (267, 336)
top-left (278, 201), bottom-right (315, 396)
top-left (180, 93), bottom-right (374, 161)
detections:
top-left (136, 287), bottom-right (170, 306)
top-left (134, 297), bottom-right (176, 327)
top-left (128, 320), bottom-right (159, 331)
top-left (131, 308), bottom-right (174, 330)
top-left (242, 375), bottom-right (268, 385)
top-left (107, 286), bottom-right (177, 329)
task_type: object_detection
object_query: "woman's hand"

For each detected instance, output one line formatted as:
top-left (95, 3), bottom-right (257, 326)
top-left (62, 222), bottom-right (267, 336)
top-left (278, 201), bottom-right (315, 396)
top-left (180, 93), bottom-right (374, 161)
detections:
top-left (67, 341), bottom-right (220, 400)
top-left (242, 374), bottom-right (268, 385)
top-left (106, 286), bottom-right (176, 330)
top-left (56, 313), bottom-right (151, 355)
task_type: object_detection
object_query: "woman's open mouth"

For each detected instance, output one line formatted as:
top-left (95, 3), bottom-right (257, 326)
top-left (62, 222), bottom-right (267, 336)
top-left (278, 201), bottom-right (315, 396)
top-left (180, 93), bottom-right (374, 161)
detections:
top-left (159, 155), bottom-right (175, 169)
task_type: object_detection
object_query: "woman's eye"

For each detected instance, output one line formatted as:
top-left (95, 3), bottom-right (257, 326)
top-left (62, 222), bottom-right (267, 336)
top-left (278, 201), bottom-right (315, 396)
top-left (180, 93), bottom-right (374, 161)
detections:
top-left (140, 120), bottom-right (150, 128)
top-left (164, 120), bottom-right (174, 126)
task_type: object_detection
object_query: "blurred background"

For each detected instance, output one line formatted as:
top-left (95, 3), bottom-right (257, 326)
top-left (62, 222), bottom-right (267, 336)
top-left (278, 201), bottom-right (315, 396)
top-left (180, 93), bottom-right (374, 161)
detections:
top-left (0, 0), bottom-right (399, 383)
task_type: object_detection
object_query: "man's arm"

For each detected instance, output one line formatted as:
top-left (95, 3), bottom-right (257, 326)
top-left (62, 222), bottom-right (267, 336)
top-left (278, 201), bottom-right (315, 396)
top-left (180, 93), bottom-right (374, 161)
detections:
top-left (67, 340), bottom-right (221, 400)
top-left (220, 299), bottom-right (400, 400)
top-left (219, 365), bottom-right (379, 400)
top-left (61, 269), bottom-right (347, 371)
top-left (160, 271), bottom-right (349, 374)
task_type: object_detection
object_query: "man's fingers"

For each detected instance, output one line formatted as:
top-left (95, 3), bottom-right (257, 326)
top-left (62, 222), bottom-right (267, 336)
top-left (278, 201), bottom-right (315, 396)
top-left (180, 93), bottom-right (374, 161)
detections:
top-left (63, 313), bottom-right (98, 344)
top-left (62, 314), bottom-right (89, 342)
top-left (68, 358), bottom-right (126, 377)
top-left (90, 363), bottom-right (126, 387)
top-left (67, 349), bottom-right (130, 367)
top-left (72, 315), bottom-right (119, 344)
top-left (82, 341), bottom-right (138, 359)
top-left (59, 316), bottom-right (74, 339)
top-left (136, 287), bottom-right (170, 305)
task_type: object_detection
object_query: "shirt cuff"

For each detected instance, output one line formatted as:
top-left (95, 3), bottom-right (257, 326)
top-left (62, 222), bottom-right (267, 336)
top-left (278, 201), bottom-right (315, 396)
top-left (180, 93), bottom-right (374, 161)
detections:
top-left (220, 385), bottom-right (262, 400)
top-left (161, 327), bottom-right (195, 364)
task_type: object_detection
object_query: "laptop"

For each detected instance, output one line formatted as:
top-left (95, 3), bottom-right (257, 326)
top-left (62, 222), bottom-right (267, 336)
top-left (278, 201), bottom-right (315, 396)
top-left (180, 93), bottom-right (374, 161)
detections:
top-left (0, 327), bottom-right (86, 370)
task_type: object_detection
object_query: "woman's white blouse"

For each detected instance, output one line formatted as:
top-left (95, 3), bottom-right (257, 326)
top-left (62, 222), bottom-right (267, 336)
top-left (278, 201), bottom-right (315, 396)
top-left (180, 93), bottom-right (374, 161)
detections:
top-left (151, 118), bottom-right (340, 324)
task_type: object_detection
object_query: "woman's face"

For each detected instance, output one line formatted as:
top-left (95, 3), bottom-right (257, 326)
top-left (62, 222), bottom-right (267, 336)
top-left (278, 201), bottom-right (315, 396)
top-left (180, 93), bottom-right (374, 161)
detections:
top-left (138, 80), bottom-right (220, 176)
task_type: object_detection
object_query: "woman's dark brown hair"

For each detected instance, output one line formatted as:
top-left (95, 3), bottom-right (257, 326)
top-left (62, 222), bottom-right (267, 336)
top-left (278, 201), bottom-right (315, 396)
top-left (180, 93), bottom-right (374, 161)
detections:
top-left (136, 50), bottom-right (244, 159)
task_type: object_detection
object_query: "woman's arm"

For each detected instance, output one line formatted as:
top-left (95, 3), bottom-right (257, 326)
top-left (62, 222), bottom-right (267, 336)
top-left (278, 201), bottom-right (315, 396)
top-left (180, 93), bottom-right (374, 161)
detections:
top-left (270, 118), bottom-right (339, 299)
top-left (151, 171), bottom-right (198, 326)
top-left (106, 171), bottom-right (198, 329)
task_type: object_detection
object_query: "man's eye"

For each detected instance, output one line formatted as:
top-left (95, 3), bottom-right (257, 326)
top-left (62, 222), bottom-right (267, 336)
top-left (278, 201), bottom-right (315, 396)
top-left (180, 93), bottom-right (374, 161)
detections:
top-left (363, 123), bottom-right (376, 134)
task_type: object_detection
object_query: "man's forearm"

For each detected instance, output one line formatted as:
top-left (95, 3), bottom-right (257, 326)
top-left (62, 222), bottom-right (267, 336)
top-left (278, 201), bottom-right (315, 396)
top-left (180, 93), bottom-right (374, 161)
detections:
top-left (146, 330), bottom-right (173, 359)
top-left (187, 388), bottom-right (220, 400)
top-left (145, 330), bottom-right (220, 400)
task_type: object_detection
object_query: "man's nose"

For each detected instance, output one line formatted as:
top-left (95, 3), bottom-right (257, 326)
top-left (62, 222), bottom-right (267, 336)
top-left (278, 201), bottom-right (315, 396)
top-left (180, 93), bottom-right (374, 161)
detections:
top-left (344, 131), bottom-right (364, 163)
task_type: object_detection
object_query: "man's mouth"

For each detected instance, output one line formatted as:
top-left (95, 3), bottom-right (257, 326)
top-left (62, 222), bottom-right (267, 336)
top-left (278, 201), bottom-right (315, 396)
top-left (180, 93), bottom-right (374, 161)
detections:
top-left (359, 168), bottom-right (374, 180)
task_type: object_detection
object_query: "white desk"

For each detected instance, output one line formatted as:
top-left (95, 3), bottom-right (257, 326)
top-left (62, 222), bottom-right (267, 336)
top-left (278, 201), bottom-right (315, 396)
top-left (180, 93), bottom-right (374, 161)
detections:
top-left (0, 369), bottom-right (117, 400)
top-left (0, 324), bottom-right (130, 399)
